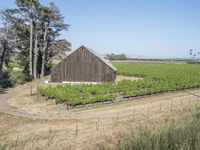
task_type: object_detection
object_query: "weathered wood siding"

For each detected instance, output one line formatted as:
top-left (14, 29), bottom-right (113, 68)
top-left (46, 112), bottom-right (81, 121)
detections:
top-left (51, 46), bottom-right (116, 82)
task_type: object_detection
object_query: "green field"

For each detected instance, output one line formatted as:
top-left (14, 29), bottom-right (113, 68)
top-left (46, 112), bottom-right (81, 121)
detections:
top-left (39, 63), bottom-right (200, 106)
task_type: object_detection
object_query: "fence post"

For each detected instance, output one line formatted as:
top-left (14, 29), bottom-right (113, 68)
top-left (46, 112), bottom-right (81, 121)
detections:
top-left (116, 112), bottom-right (119, 124)
top-left (96, 117), bottom-right (100, 132)
top-left (132, 108), bottom-right (135, 121)
top-left (76, 119), bottom-right (78, 136)
top-left (171, 100), bottom-right (173, 112)
top-left (37, 85), bottom-right (39, 99)
top-left (30, 86), bottom-right (32, 95)
top-left (147, 106), bottom-right (150, 119)
top-left (159, 103), bottom-right (162, 113)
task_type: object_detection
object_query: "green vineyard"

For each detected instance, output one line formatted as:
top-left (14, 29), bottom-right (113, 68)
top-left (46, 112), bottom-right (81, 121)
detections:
top-left (39, 63), bottom-right (200, 106)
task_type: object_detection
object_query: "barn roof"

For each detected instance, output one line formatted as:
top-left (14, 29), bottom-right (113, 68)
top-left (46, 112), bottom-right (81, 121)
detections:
top-left (68, 45), bottom-right (117, 72)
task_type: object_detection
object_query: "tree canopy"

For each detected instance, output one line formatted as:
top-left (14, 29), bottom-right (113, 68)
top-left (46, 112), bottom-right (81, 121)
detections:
top-left (0, 0), bottom-right (71, 87)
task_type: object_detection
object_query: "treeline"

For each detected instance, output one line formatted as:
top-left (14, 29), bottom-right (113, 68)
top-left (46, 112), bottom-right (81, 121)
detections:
top-left (0, 0), bottom-right (70, 86)
top-left (104, 53), bottom-right (190, 62)
top-left (188, 49), bottom-right (200, 64)
top-left (105, 53), bottom-right (127, 60)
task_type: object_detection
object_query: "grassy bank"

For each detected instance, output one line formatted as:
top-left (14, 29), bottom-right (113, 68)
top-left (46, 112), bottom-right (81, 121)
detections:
top-left (96, 106), bottom-right (200, 150)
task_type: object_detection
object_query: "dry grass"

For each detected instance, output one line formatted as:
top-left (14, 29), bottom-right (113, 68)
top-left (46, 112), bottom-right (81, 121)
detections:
top-left (1, 95), bottom-right (200, 149)
top-left (91, 106), bottom-right (200, 150)
top-left (2, 76), bottom-right (200, 149)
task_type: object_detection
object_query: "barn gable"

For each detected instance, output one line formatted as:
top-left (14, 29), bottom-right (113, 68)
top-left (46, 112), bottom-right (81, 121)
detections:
top-left (66, 45), bottom-right (117, 71)
top-left (51, 45), bottom-right (117, 82)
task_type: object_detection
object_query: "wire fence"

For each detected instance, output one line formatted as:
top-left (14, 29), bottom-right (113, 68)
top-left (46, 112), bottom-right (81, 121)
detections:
top-left (72, 95), bottom-right (200, 138)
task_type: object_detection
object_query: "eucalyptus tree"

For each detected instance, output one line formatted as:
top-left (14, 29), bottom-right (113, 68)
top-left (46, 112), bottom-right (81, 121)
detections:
top-left (198, 52), bottom-right (200, 61)
top-left (193, 54), bottom-right (196, 60)
top-left (15, 0), bottom-right (41, 78)
top-left (1, 0), bottom-right (69, 80)
top-left (32, 6), bottom-right (42, 79)
top-left (189, 49), bottom-right (193, 61)
top-left (0, 9), bottom-right (17, 80)
top-left (40, 3), bottom-right (69, 77)
top-left (48, 39), bottom-right (71, 65)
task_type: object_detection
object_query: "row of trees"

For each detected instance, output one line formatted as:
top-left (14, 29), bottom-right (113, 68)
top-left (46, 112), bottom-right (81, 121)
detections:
top-left (0, 0), bottom-right (70, 81)
top-left (189, 49), bottom-right (200, 61)
top-left (105, 53), bottom-right (127, 60)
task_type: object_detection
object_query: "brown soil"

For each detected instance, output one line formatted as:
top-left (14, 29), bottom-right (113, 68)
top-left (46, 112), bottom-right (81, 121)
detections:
top-left (115, 75), bottom-right (142, 82)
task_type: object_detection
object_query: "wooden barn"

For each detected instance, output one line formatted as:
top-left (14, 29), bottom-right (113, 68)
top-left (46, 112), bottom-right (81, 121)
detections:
top-left (51, 45), bottom-right (117, 83)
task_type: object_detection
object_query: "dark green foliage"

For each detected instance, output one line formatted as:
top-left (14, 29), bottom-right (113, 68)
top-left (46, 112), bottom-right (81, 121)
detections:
top-left (0, 0), bottom-right (70, 89)
top-left (0, 71), bottom-right (15, 88)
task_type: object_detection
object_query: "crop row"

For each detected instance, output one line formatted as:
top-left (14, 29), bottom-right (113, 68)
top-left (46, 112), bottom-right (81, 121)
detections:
top-left (39, 63), bottom-right (200, 106)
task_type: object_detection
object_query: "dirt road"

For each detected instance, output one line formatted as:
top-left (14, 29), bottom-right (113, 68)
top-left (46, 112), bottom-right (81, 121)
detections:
top-left (1, 79), bottom-right (200, 149)
top-left (0, 78), bottom-right (200, 120)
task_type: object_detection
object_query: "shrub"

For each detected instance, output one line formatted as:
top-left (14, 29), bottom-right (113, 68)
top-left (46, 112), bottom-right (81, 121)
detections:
top-left (0, 71), bottom-right (15, 88)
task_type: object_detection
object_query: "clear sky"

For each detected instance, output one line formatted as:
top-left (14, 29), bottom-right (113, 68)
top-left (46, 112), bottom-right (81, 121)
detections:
top-left (1, 0), bottom-right (200, 58)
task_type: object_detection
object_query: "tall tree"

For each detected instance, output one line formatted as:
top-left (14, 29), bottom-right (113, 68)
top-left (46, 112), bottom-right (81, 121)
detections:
top-left (198, 52), bottom-right (200, 60)
top-left (15, 0), bottom-right (41, 79)
top-left (5, 1), bottom-right (70, 79)
top-left (0, 9), bottom-right (17, 80)
top-left (189, 49), bottom-right (193, 61)
top-left (32, 6), bottom-right (41, 79)
top-left (33, 30), bottom-right (38, 78)
top-left (40, 3), bottom-right (69, 77)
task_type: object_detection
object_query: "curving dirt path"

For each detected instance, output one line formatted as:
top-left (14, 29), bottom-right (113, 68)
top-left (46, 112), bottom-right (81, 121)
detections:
top-left (0, 77), bottom-right (200, 121)
top-left (1, 78), bottom-right (200, 149)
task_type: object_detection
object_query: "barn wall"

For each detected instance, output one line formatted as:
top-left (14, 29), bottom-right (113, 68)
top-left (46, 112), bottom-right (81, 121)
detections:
top-left (51, 46), bottom-right (116, 82)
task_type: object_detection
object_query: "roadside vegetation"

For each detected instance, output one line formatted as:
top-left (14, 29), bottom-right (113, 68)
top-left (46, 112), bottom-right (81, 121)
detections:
top-left (39, 63), bottom-right (200, 106)
top-left (1, 95), bottom-right (200, 150)
top-left (95, 106), bottom-right (200, 150)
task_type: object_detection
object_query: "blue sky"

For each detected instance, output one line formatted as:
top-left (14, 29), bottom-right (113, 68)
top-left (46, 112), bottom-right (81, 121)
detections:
top-left (1, 0), bottom-right (200, 58)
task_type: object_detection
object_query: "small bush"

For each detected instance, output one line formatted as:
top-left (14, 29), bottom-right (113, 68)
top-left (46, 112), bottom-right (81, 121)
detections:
top-left (10, 70), bottom-right (31, 84)
top-left (0, 71), bottom-right (15, 88)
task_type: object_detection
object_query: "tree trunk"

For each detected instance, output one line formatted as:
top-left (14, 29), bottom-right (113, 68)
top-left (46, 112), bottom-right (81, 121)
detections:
top-left (0, 26), bottom-right (8, 80)
top-left (29, 18), bottom-right (33, 78)
top-left (33, 31), bottom-right (38, 79)
top-left (41, 24), bottom-right (48, 77)
top-left (0, 40), bottom-right (7, 80)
